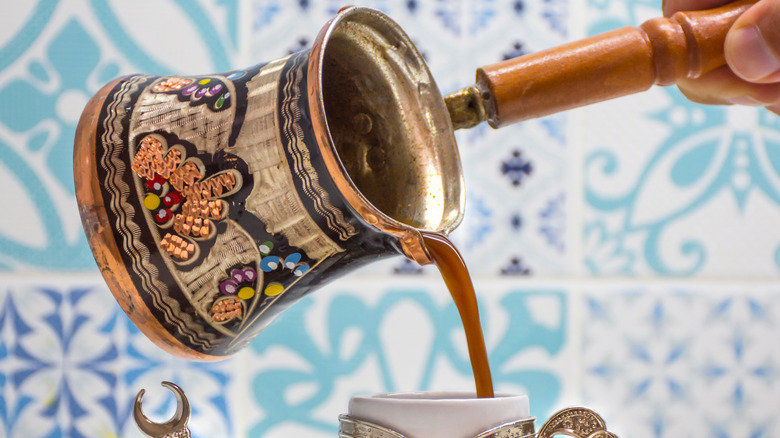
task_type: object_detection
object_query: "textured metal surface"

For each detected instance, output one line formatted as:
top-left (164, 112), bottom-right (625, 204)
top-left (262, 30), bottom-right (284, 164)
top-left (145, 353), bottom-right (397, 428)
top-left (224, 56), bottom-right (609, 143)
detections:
top-left (444, 86), bottom-right (488, 131)
top-left (134, 381), bottom-right (192, 438)
top-left (537, 407), bottom-right (618, 438)
top-left (73, 7), bottom-right (466, 359)
top-left (339, 415), bottom-right (536, 438)
top-left (318, 7), bottom-right (463, 235)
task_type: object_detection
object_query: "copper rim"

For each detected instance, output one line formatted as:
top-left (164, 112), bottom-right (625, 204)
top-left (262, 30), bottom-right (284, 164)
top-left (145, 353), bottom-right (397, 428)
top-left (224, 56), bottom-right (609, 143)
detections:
top-left (307, 7), bottom-right (465, 265)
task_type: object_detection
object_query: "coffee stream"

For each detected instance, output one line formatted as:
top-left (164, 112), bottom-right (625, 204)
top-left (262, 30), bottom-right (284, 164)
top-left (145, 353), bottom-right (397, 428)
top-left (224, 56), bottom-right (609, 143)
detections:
top-left (421, 231), bottom-right (495, 398)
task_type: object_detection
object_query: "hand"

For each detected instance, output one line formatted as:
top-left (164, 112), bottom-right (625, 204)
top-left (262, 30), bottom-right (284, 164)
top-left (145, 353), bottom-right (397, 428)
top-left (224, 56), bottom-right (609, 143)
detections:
top-left (663, 0), bottom-right (780, 114)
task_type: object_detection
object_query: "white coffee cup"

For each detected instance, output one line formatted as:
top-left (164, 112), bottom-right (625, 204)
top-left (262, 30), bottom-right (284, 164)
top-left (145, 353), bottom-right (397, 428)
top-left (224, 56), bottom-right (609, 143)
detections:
top-left (346, 392), bottom-right (531, 438)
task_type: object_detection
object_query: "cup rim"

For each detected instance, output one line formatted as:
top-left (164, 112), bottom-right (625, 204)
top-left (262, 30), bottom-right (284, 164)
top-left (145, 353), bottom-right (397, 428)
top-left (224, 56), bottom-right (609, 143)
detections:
top-left (352, 391), bottom-right (527, 402)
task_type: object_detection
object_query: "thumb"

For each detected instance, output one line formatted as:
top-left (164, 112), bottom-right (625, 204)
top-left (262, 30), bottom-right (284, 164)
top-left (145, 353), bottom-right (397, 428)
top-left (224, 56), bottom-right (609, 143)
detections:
top-left (724, 0), bottom-right (780, 83)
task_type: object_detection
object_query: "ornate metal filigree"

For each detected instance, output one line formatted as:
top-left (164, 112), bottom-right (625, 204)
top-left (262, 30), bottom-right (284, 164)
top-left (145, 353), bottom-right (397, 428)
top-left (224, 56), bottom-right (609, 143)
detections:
top-left (338, 415), bottom-right (537, 438)
top-left (536, 407), bottom-right (618, 438)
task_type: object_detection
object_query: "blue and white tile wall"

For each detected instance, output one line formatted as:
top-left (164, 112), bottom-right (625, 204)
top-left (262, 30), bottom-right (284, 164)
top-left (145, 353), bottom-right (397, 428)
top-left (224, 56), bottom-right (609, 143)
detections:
top-left (1, 0), bottom-right (779, 437)
top-left (582, 0), bottom-right (780, 278)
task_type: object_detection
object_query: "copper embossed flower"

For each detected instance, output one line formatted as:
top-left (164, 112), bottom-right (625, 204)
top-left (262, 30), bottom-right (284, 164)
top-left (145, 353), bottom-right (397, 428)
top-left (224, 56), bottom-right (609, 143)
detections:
top-left (130, 134), bottom-right (241, 261)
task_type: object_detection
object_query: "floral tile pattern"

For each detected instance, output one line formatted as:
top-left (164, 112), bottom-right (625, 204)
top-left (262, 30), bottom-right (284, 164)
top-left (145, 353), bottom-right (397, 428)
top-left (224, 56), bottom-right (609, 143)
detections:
top-left (583, 285), bottom-right (780, 438)
top-left (582, 0), bottom-right (780, 277)
top-left (0, 0), bottom-right (239, 271)
top-left (0, 278), bottom-right (240, 438)
top-left (454, 115), bottom-right (570, 276)
top-left (448, 0), bottom-right (572, 276)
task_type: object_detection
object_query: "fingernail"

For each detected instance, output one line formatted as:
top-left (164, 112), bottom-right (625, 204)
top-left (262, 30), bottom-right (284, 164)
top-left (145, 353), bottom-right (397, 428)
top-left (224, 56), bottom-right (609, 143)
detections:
top-left (727, 25), bottom-right (780, 81)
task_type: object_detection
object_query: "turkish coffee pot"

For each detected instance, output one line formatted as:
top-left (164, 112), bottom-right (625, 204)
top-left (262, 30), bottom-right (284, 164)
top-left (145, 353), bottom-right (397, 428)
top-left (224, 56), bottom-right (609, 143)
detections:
top-left (75, 1), bottom-right (756, 360)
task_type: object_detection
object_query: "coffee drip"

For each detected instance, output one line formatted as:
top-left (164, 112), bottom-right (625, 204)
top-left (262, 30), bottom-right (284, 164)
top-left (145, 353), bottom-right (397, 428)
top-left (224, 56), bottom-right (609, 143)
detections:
top-left (422, 231), bottom-right (494, 398)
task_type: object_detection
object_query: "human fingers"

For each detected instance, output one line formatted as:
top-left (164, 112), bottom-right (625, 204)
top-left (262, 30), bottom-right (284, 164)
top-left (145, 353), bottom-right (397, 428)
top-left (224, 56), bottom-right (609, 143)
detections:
top-left (724, 0), bottom-right (780, 82)
top-left (677, 65), bottom-right (780, 105)
top-left (662, 0), bottom-right (732, 17)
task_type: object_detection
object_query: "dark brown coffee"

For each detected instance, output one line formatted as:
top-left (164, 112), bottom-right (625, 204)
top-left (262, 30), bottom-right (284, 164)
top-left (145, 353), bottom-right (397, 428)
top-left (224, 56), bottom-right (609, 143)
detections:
top-left (421, 231), bottom-right (494, 398)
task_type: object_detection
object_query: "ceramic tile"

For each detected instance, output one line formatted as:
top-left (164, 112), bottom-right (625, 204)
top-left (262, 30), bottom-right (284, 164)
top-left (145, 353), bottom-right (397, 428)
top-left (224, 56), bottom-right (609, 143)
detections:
top-left (582, 283), bottom-right (780, 438)
top-left (453, 118), bottom-right (570, 276)
top-left (249, 0), bottom-right (465, 88)
top-left (241, 277), bottom-right (575, 437)
top-left (434, 0), bottom-right (573, 276)
top-left (0, 0), bottom-right (240, 271)
top-left (581, 0), bottom-right (780, 277)
top-left (0, 277), bottom-right (243, 438)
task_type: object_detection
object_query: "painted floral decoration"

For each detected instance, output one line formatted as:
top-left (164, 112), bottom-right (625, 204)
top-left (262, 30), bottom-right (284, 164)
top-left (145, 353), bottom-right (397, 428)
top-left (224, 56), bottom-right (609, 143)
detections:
top-left (154, 76), bottom-right (232, 111)
top-left (130, 133), bottom-right (241, 262)
top-left (256, 241), bottom-right (311, 297)
top-left (211, 266), bottom-right (259, 323)
top-left (220, 267), bottom-right (259, 300)
top-left (259, 242), bottom-right (310, 277)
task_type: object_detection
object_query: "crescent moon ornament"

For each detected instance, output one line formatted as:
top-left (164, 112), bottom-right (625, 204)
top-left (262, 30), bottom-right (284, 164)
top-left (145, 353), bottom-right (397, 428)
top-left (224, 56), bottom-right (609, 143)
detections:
top-left (133, 381), bottom-right (192, 438)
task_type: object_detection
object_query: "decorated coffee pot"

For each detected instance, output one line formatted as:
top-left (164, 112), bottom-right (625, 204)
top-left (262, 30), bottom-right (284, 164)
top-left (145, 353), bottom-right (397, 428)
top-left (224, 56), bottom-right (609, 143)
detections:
top-left (75, 2), bottom-right (755, 360)
top-left (76, 7), bottom-right (466, 360)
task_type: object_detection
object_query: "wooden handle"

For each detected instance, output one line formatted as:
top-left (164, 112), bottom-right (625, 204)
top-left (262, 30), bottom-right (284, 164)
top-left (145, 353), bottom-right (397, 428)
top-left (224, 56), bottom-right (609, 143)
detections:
top-left (476, 0), bottom-right (757, 127)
